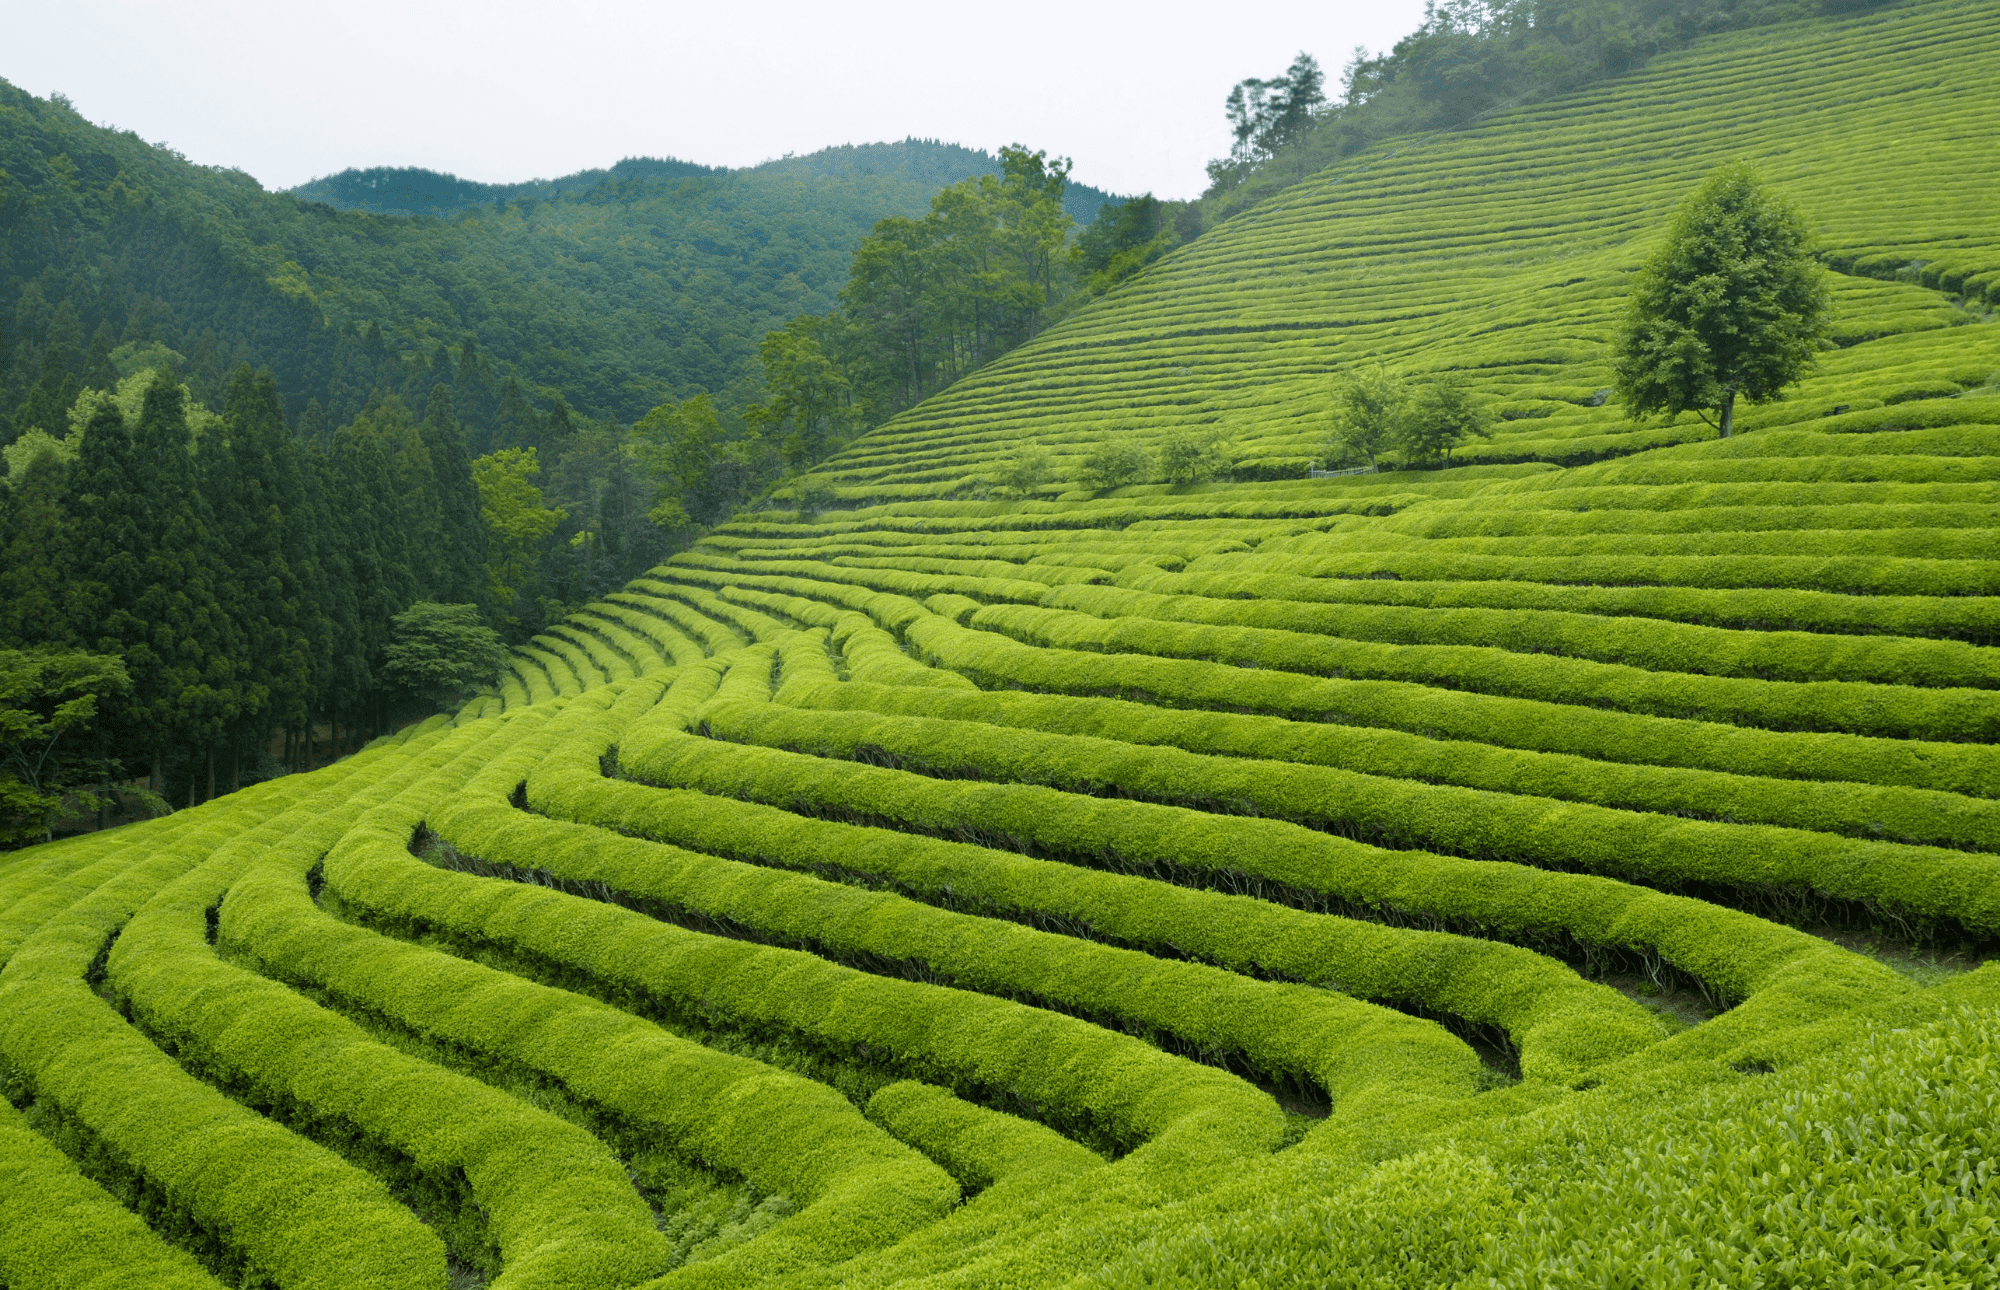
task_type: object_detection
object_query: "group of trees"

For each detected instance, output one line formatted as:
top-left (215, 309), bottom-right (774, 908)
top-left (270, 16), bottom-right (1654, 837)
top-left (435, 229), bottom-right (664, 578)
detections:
top-left (748, 150), bottom-right (1202, 471)
top-left (1201, 0), bottom-right (1889, 220)
top-left (0, 361), bottom-right (508, 819)
top-left (1324, 368), bottom-right (1494, 470)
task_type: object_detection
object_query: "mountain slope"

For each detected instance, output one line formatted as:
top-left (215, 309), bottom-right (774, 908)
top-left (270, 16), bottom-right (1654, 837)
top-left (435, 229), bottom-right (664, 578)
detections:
top-left (0, 94), bottom-right (1118, 427)
top-left (806, 0), bottom-right (2000, 499)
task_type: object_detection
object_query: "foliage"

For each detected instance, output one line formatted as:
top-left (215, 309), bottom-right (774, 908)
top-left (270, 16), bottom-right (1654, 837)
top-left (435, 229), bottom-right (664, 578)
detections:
top-left (1073, 436), bottom-right (1152, 491)
top-left (993, 444), bottom-right (1055, 497)
top-left (1071, 196), bottom-right (1181, 295)
top-left (0, 648), bottom-right (127, 846)
top-left (472, 448), bottom-right (566, 617)
top-left (1614, 163), bottom-right (1834, 435)
top-left (1326, 366), bottom-right (1410, 468)
top-left (1201, 0), bottom-right (1830, 218)
top-left (5, 6), bottom-right (2000, 1286)
top-left (1156, 428), bottom-right (1234, 483)
top-left (380, 603), bottom-right (504, 709)
top-left (1398, 376), bottom-right (1493, 465)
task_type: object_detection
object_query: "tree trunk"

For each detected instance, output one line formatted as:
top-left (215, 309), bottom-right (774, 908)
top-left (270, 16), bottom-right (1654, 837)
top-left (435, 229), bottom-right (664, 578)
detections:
top-left (1719, 388), bottom-right (1737, 438)
top-left (207, 749), bottom-right (216, 802)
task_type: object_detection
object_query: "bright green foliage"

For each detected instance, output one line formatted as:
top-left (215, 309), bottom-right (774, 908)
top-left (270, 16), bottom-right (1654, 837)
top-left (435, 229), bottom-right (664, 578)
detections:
top-left (1616, 163), bottom-right (1835, 435)
top-left (1073, 436), bottom-right (1151, 491)
top-left (1326, 365), bottom-right (1407, 469)
top-left (993, 443), bottom-right (1055, 497)
top-left (473, 447), bottom-right (566, 613)
top-left (1156, 428), bottom-right (1233, 484)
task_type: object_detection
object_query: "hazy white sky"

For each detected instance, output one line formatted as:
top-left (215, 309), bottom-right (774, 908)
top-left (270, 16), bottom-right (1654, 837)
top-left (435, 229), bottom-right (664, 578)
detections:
top-left (0, 0), bottom-right (1433, 199)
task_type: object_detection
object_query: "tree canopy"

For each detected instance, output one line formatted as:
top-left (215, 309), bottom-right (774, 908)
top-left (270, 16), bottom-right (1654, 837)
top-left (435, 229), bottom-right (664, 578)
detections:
top-left (1613, 162), bottom-right (1832, 436)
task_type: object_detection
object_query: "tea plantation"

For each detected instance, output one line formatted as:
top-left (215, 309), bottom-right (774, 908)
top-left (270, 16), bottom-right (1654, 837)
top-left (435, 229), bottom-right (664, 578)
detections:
top-left (6, 1), bottom-right (2000, 1286)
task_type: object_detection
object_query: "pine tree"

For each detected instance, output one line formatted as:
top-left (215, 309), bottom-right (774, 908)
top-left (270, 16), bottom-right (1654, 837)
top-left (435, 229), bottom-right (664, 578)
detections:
top-left (492, 377), bottom-right (539, 454)
top-left (0, 449), bottom-right (76, 647)
top-left (63, 396), bottom-right (153, 781)
top-left (81, 322), bottom-right (118, 391)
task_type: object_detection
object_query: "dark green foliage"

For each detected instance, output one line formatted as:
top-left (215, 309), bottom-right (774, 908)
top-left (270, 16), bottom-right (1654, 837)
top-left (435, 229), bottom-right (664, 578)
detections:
top-left (0, 648), bottom-right (128, 846)
top-left (381, 603), bottom-right (504, 710)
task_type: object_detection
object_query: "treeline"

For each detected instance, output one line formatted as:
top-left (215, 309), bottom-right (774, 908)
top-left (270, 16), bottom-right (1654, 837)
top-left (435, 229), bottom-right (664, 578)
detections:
top-left (0, 362), bottom-right (501, 814)
top-left (1201, 0), bottom-right (1888, 220)
top-left (0, 82), bottom-right (1113, 429)
top-left (745, 150), bottom-right (1197, 467)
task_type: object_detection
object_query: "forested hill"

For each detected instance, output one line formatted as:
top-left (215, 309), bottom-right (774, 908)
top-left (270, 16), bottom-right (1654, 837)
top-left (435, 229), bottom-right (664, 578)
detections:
top-left (0, 88), bottom-right (1119, 430)
top-left (293, 142), bottom-right (1118, 227)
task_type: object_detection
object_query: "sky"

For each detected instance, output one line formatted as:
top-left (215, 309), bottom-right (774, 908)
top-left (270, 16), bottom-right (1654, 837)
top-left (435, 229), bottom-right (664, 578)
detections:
top-left (0, 0), bottom-right (1434, 200)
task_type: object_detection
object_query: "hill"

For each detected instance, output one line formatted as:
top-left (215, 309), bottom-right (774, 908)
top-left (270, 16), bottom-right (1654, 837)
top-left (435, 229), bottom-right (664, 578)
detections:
top-left (3, 1), bottom-right (1999, 1287)
top-left (292, 143), bottom-right (1118, 227)
top-left (0, 96), bottom-right (1120, 430)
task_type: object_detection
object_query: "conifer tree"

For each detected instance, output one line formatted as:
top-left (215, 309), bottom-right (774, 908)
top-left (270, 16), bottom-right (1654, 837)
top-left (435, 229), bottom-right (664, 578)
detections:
top-left (210, 365), bottom-right (312, 780)
top-left (129, 372), bottom-right (240, 802)
top-left (419, 385), bottom-right (489, 610)
top-left (62, 398), bottom-right (149, 776)
top-left (0, 450), bottom-right (75, 647)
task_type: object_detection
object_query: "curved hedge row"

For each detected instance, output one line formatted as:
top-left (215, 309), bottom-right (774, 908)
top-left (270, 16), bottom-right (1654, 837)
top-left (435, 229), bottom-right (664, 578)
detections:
top-left (0, 756), bottom-right (452, 1290)
top-left (900, 606), bottom-right (2000, 795)
top-left (778, 676), bottom-right (2000, 853)
top-left (252, 701), bottom-right (964, 1287)
top-left (1061, 580), bottom-right (2000, 689)
top-left (0, 1098), bottom-right (224, 1290)
top-left (1122, 565), bottom-right (2000, 646)
top-left (999, 593), bottom-right (2000, 738)
top-left (864, 1081), bottom-right (1103, 1196)
top-left (105, 719), bottom-right (675, 1290)
top-left (711, 693), bottom-right (2000, 935)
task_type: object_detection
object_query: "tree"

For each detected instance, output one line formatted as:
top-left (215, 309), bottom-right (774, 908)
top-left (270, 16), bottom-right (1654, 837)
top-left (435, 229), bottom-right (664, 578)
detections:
top-left (793, 478), bottom-right (838, 523)
top-left (0, 649), bottom-right (130, 846)
top-left (1613, 163), bottom-right (1832, 437)
top-left (1158, 429), bottom-right (1234, 484)
top-left (994, 444), bottom-right (1055, 498)
top-left (381, 603), bottom-right (503, 712)
top-left (1075, 437), bottom-right (1151, 491)
top-left (752, 317), bottom-right (853, 468)
top-left (418, 385), bottom-right (489, 607)
top-left (473, 447), bottom-right (565, 619)
top-left (1398, 377), bottom-right (1492, 467)
top-left (1327, 366), bottom-right (1410, 469)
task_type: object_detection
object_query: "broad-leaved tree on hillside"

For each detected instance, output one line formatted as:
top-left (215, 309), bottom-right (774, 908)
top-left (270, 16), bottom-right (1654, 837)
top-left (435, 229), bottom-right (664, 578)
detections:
top-left (1614, 163), bottom-right (1832, 437)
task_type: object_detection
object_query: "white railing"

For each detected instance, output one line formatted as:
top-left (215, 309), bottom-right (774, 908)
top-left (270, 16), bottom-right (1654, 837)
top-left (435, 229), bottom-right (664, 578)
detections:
top-left (1307, 462), bottom-right (1378, 479)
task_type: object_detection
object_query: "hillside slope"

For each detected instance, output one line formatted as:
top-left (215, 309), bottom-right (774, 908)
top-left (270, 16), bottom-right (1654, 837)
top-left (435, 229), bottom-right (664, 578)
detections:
top-left (0, 98), bottom-right (1115, 425)
top-left (3, 2), bottom-right (1999, 1287)
top-left (808, 0), bottom-right (2000, 499)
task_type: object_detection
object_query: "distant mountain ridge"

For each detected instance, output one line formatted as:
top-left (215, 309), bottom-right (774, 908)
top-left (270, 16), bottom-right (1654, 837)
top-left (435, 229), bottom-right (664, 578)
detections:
top-left (291, 139), bottom-right (1122, 228)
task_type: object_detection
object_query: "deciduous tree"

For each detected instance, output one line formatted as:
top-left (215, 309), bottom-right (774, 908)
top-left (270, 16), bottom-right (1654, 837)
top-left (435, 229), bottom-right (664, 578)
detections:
top-left (1614, 163), bottom-right (1832, 437)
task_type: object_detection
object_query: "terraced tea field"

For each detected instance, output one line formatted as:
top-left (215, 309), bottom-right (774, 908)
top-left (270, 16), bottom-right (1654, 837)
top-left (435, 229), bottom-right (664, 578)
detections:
top-left (6, 1), bottom-right (2000, 1286)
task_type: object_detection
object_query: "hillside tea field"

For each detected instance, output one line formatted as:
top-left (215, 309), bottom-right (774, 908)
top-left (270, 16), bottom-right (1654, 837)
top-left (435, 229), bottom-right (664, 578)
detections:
top-left (6, 1), bottom-right (2000, 1287)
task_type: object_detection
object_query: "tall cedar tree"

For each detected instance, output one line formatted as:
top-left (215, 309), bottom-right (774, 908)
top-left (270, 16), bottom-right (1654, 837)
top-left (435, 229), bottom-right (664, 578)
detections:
top-left (210, 365), bottom-right (314, 771)
top-left (129, 373), bottom-right (241, 802)
top-left (61, 398), bottom-right (150, 777)
top-left (419, 386), bottom-right (489, 609)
